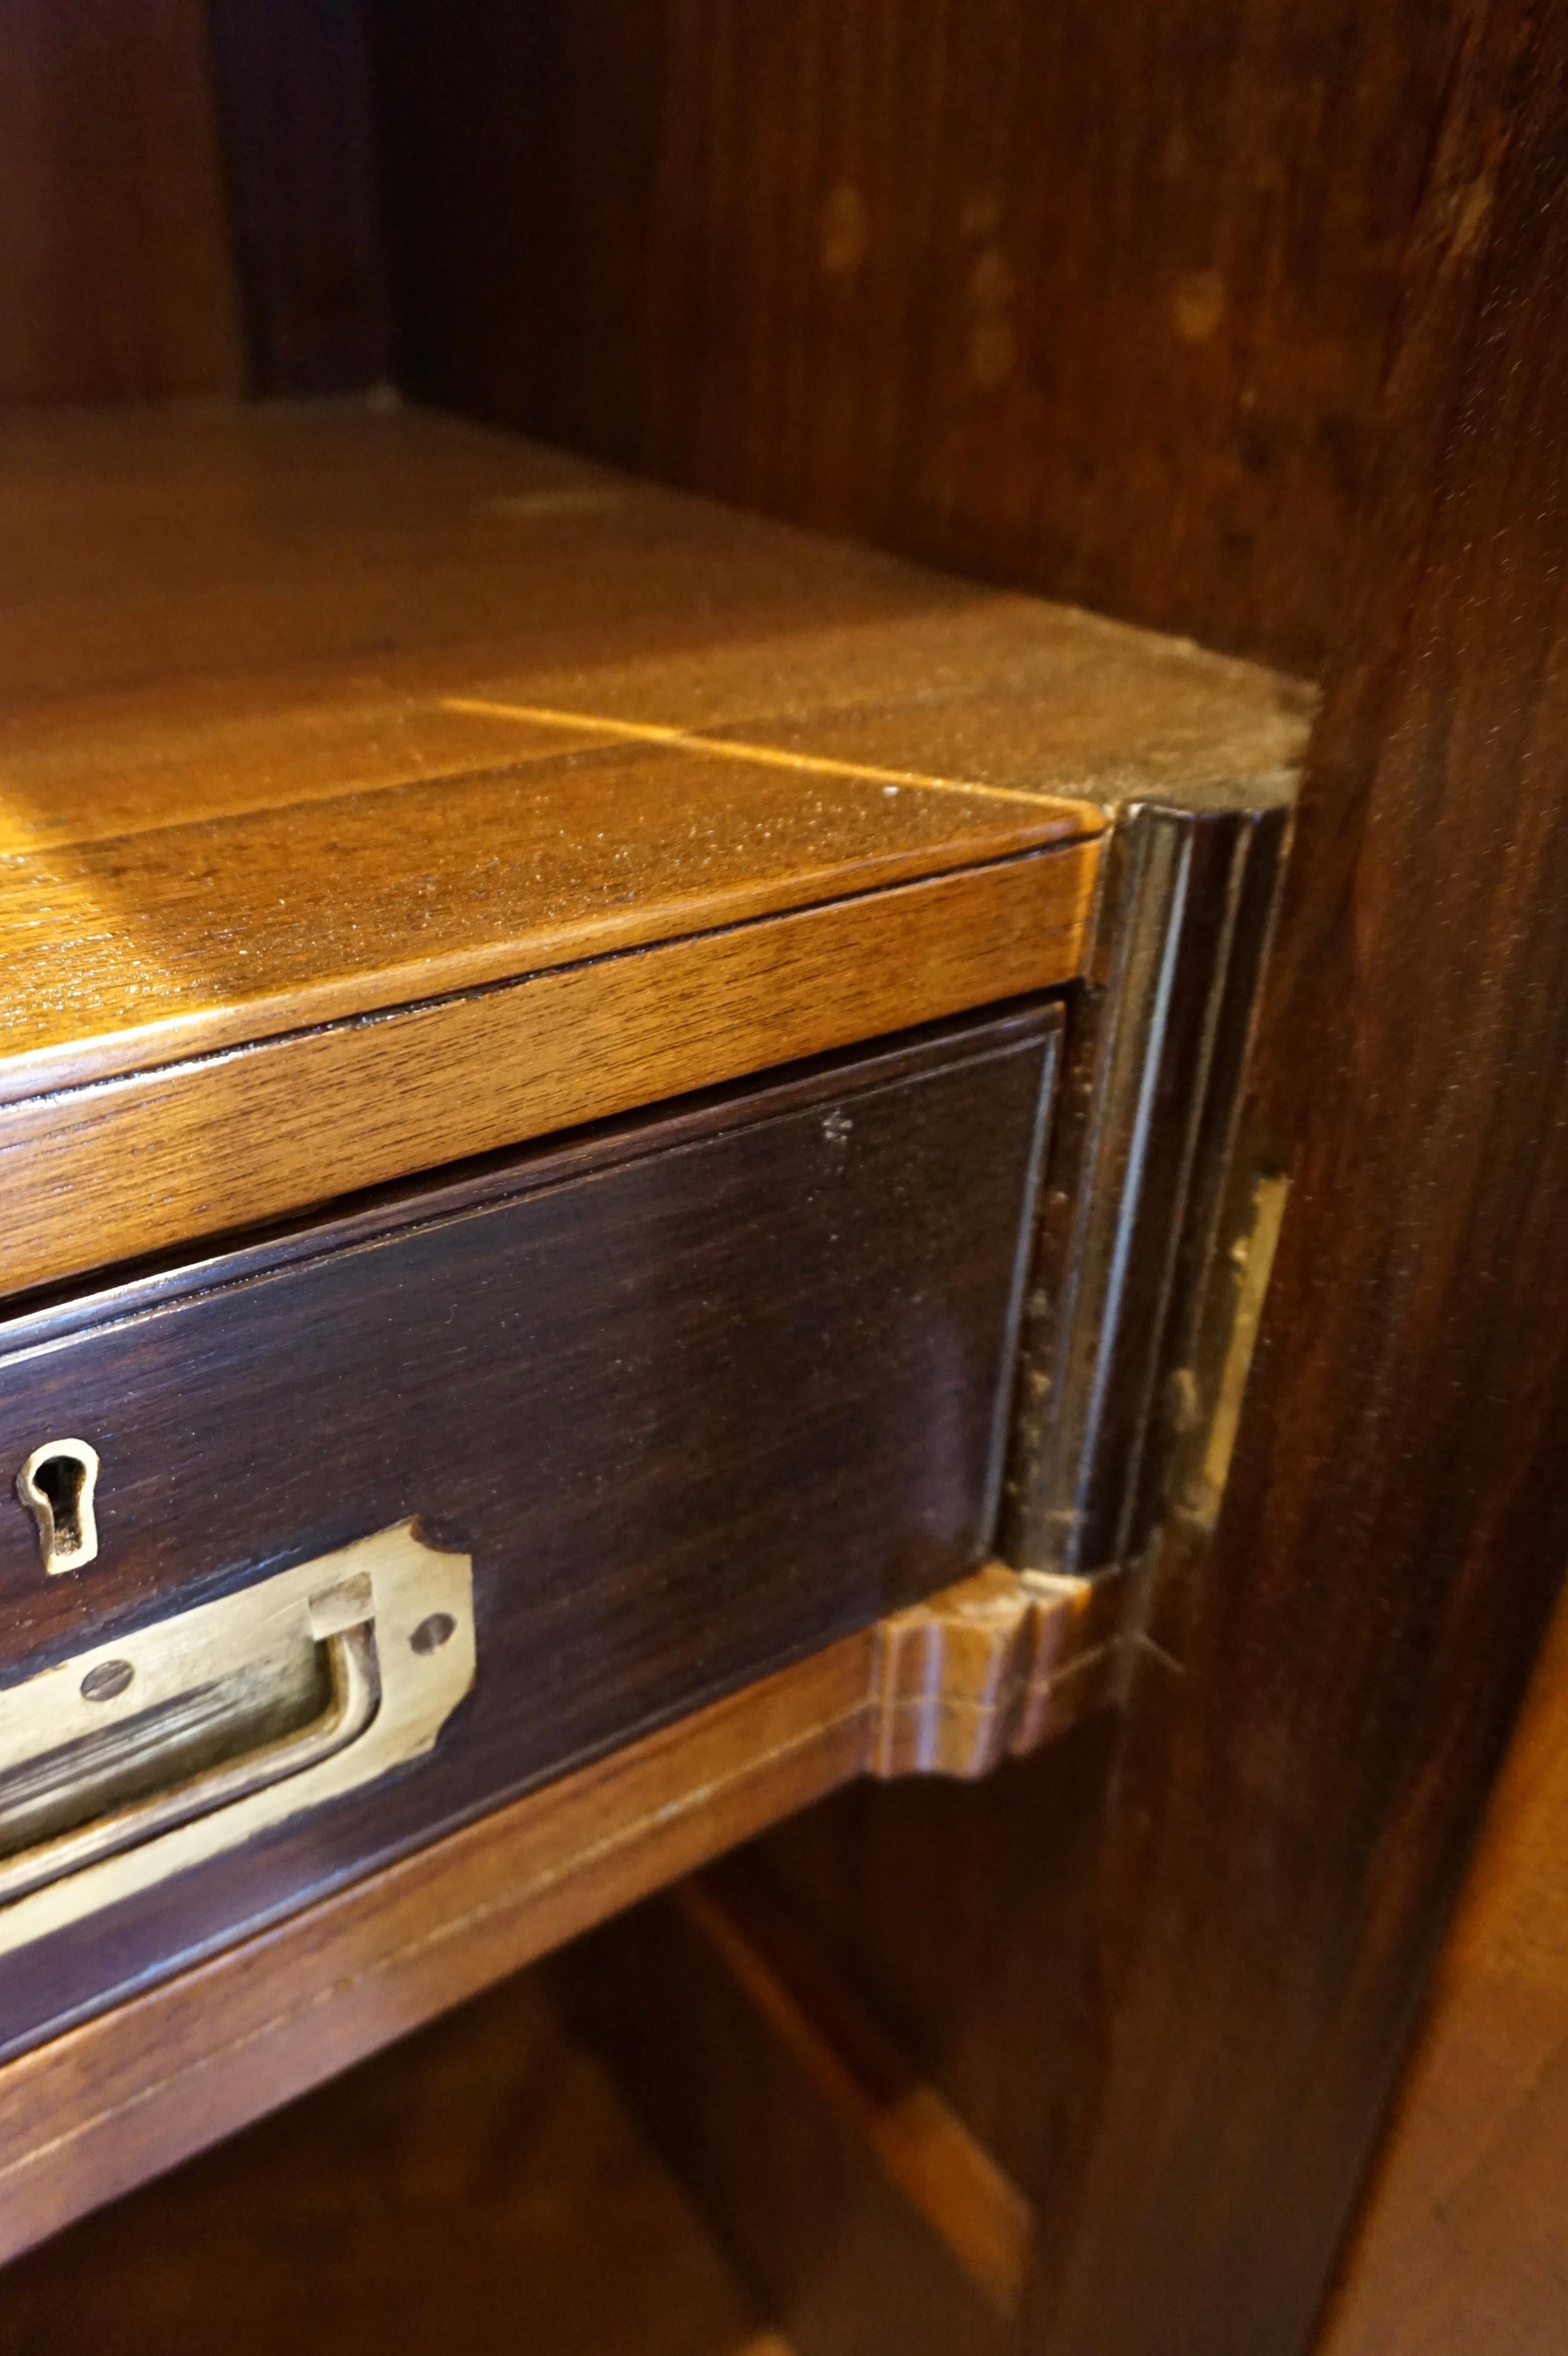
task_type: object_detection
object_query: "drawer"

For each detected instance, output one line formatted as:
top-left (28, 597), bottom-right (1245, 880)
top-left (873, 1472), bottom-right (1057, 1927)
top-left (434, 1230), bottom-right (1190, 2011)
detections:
top-left (0, 1001), bottom-right (1059, 2057)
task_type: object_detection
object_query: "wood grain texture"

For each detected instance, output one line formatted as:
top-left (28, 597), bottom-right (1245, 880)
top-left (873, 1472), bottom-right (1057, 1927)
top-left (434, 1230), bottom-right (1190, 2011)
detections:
top-left (866, 1560), bottom-right (1127, 1779)
top-left (1020, 10), bottom-right (1568, 2353)
top-left (1001, 796), bottom-right (1290, 1580)
top-left (1316, 1571), bottom-right (1568, 2355)
top-left (3, 1970), bottom-right (787, 2355)
top-left (0, 1629), bottom-right (878, 2262)
top-left (0, 1009), bottom-right (1055, 2058)
top-left (375, 0), bottom-right (1458, 672)
top-left (0, 405), bottom-right (1120, 1101)
top-left (0, 853), bottom-right (1085, 1298)
top-left (744, 1713), bottom-right (1119, 2196)
top-left (0, 758), bottom-right (1091, 1094)
top-left (586, 798), bottom-right (1280, 2284)
top-left (0, 401), bottom-right (1308, 751)
top-left (607, 807), bottom-right (1278, 2292)
top-left (0, 397), bottom-right (1309, 1290)
top-left (0, 0), bottom-right (243, 403)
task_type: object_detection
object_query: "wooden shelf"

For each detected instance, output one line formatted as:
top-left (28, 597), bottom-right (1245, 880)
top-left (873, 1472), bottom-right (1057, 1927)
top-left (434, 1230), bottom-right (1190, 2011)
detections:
top-left (0, 399), bottom-right (1304, 1293)
top-left (2, 1962), bottom-right (791, 2356)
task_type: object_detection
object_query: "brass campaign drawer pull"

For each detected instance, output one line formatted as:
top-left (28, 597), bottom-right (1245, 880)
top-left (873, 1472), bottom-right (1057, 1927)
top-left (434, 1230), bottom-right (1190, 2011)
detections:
top-left (0, 1620), bottom-right (379, 1912)
top-left (0, 1523), bottom-right (474, 1957)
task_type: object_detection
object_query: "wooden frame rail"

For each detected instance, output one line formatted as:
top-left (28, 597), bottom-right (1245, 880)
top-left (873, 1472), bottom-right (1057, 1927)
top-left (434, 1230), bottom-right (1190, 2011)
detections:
top-left (0, 1561), bottom-right (1121, 2260)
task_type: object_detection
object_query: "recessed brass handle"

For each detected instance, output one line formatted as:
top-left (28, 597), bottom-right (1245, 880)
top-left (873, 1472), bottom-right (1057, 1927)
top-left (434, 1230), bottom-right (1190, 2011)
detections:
top-left (0, 1618), bottom-right (379, 1910)
top-left (0, 1523), bottom-right (474, 1954)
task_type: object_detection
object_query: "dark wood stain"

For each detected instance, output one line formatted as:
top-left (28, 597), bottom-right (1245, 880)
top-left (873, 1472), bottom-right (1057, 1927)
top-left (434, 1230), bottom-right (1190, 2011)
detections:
top-left (560, 1884), bottom-right (1006, 2356)
top-left (209, 0), bottom-right (392, 394)
top-left (1002, 796), bottom-right (1290, 1580)
top-left (0, 1004), bottom-right (1056, 2062)
top-left (745, 1712), bottom-right (1119, 2191)
top-left (1021, 12), bottom-right (1568, 2353)
top-left (582, 799), bottom-right (1286, 2267)
top-left (0, 0), bottom-right (243, 403)
top-left (1317, 1568), bottom-right (1568, 2355)
top-left (373, 0), bottom-right (1460, 671)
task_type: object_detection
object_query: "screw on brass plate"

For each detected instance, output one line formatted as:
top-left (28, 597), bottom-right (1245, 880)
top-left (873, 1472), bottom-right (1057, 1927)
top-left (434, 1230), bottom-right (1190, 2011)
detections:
top-left (411, 1612), bottom-right (455, 1655)
top-left (80, 1659), bottom-right (134, 1704)
top-left (17, 1439), bottom-right (101, 1574)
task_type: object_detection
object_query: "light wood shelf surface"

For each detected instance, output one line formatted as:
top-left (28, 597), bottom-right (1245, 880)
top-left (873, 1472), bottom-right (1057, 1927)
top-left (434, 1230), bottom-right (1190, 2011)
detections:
top-left (0, 402), bottom-right (1307, 1290)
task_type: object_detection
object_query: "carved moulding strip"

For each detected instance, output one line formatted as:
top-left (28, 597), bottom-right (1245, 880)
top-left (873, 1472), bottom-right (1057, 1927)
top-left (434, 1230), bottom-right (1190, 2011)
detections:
top-left (866, 1558), bottom-right (1130, 1780)
top-left (1001, 792), bottom-right (1293, 1583)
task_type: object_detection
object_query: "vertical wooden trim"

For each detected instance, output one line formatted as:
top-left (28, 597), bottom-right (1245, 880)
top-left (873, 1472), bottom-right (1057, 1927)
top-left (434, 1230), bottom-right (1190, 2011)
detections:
top-left (1021, 10), bottom-right (1568, 2353)
top-left (1000, 796), bottom-right (1289, 1579)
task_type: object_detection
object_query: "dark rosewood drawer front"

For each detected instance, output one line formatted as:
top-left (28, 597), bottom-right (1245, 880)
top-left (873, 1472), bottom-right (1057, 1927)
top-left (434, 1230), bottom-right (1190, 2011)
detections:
top-left (0, 1002), bottom-right (1058, 2055)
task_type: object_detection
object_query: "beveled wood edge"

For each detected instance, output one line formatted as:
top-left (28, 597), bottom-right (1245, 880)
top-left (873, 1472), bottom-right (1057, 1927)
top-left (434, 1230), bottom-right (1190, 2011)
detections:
top-left (0, 1002), bottom-right (1064, 1357)
top-left (0, 843), bottom-right (1100, 1300)
top-left (0, 1559), bottom-right (1123, 2261)
top-left (0, 817), bottom-right (1105, 1106)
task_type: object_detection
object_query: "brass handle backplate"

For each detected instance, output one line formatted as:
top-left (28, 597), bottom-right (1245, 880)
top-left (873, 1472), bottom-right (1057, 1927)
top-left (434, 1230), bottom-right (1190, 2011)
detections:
top-left (0, 1522), bottom-right (474, 1956)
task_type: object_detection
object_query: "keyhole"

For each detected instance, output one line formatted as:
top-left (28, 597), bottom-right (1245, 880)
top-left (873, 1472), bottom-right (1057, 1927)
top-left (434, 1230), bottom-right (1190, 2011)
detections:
top-left (17, 1439), bottom-right (101, 1574)
top-left (36, 1456), bottom-right (86, 1542)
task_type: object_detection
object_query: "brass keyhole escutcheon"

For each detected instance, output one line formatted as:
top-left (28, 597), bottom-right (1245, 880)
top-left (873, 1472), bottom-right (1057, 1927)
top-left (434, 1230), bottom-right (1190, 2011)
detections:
top-left (17, 1439), bottom-right (101, 1574)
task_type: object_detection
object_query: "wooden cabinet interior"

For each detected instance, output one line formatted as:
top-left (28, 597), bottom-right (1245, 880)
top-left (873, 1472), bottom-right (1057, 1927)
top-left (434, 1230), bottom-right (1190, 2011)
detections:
top-left (0, 379), bottom-right (1301, 2285)
top-left (1, 1965), bottom-right (787, 2356)
top-left (6, 11), bottom-right (1567, 2356)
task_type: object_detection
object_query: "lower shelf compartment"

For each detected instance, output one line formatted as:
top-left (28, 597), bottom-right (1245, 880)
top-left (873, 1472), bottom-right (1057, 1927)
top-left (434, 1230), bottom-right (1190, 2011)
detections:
top-left (3, 1966), bottom-right (792, 2356)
